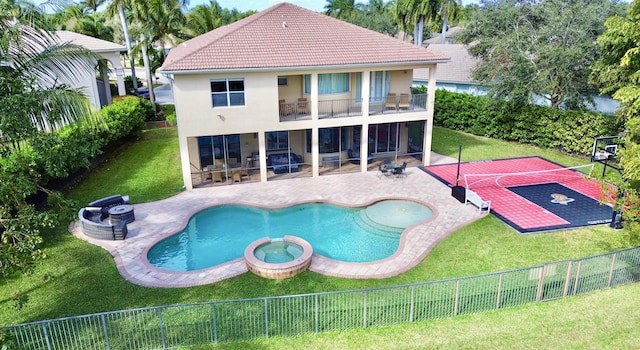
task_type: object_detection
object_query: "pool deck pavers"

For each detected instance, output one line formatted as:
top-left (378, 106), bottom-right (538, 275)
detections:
top-left (70, 155), bottom-right (484, 288)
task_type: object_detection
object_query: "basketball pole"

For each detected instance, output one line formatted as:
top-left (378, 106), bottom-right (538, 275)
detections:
top-left (451, 145), bottom-right (466, 203)
top-left (456, 144), bottom-right (462, 186)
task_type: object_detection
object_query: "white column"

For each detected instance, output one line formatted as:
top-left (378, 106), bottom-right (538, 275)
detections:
top-left (258, 131), bottom-right (268, 183)
top-left (311, 73), bottom-right (320, 177)
top-left (115, 66), bottom-right (126, 96)
top-left (360, 70), bottom-right (371, 173)
top-left (423, 64), bottom-right (437, 166)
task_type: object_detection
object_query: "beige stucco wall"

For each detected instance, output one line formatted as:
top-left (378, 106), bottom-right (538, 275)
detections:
top-left (172, 64), bottom-right (438, 189)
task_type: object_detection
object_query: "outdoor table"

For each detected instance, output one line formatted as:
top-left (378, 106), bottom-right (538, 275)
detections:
top-left (109, 204), bottom-right (135, 225)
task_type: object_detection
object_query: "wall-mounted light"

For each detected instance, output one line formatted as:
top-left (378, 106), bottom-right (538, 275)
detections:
top-left (217, 114), bottom-right (225, 121)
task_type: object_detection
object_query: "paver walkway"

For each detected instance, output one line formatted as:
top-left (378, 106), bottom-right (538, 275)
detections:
top-left (71, 155), bottom-right (483, 287)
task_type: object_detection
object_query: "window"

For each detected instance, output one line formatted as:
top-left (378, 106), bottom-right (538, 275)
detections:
top-left (277, 76), bottom-right (288, 86)
top-left (210, 78), bottom-right (245, 107)
top-left (304, 73), bottom-right (350, 95)
top-left (306, 127), bottom-right (349, 153)
top-left (266, 131), bottom-right (289, 151)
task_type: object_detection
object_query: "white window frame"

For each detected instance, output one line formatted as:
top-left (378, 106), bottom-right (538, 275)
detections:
top-left (210, 78), bottom-right (245, 108)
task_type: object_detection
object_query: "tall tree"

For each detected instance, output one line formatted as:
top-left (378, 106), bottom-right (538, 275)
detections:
top-left (459, 0), bottom-right (623, 109)
top-left (395, 0), bottom-right (440, 45)
top-left (0, 0), bottom-right (100, 306)
top-left (325, 0), bottom-right (361, 20)
top-left (128, 0), bottom-right (186, 103)
top-left (591, 0), bottom-right (640, 244)
top-left (438, 0), bottom-right (461, 43)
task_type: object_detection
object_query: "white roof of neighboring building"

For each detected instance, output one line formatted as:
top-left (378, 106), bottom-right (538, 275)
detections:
top-left (414, 44), bottom-right (478, 85)
top-left (55, 31), bottom-right (126, 53)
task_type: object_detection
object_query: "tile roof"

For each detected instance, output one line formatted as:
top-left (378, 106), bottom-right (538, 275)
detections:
top-left (55, 31), bottom-right (126, 53)
top-left (414, 44), bottom-right (478, 84)
top-left (162, 2), bottom-right (449, 73)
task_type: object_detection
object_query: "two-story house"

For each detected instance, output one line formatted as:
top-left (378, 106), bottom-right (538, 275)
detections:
top-left (161, 2), bottom-right (449, 190)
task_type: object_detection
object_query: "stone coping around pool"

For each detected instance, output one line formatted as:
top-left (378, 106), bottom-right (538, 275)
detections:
top-left (69, 169), bottom-right (483, 288)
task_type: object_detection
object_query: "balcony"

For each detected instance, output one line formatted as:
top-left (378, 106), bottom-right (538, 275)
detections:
top-left (279, 93), bottom-right (428, 122)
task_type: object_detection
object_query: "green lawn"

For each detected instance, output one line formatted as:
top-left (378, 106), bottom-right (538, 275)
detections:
top-left (0, 127), bottom-right (635, 348)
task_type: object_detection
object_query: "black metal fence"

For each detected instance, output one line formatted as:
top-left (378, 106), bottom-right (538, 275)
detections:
top-left (4, 246), bottom-right (639, 349)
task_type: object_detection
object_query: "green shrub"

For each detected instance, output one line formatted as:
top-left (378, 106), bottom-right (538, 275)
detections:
top-left (166, 112), bottom-right (177, 126)
top-left (433, 90), bottom-right (622, 156)
top-left (100, 96), bottom-right (148, 140)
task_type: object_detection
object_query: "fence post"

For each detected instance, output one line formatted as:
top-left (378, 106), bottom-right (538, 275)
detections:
top-left (496, 273), bottom-right (503, 310)
top-left (158, 308), bottom-right (166, 349)
top-left (314, 294), bottom-right (319, 334)
top-left (42, 322), bottom-right (52, 350)
top-left (607, 252), bottom-right (618, 287)
top-left (535, 265), bottom-right (546, 302)
top-left (454, 280), bottom-right (460, 316)
top-left (572, 261), bottom-right (582, 295)
top-left (363, 290), bottom-right (368, 329)
top-left (211, 304), bottom-right (218, 344)
top-left (101, 314), bottom-right (111, 350)
top-left (409, 286), bottom-right (415, 322)
top-left (264, 298), bottom-right (269, 339)
top-left (563, 261), bottom-right (573, 298)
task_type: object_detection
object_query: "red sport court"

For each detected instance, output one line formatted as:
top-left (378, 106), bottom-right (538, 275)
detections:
top-left (422, 157), bottom-right (615, 233)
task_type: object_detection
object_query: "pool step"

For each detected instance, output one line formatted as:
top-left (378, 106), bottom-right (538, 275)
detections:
top-left (352, 210), bottom-right (403, 238)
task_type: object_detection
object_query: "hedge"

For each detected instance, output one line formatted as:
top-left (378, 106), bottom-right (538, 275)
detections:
top-left (433, 90), bottom-right (623, 156)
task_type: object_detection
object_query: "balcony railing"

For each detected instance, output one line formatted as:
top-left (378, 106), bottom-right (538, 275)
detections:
top-left (279, 93), bottom-right (428, 122)
top-left (318, 98), bottom-right (363, 119)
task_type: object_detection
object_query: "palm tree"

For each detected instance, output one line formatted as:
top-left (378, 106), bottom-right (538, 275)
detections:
top-left (128, 0), bottom-right (186, 104)
top-left (106, 0), bottom-right (188, 94)
top-left (325, 0), bottom-right (360, 20)
top-left (0, 1), bottom-right (101, 147)
top-left (438, 0), bottom-right (461, 43)
top-left (395, 0), bottom-right (440, 45)
top-left (184, 0), bottom-right (223, 38)
top-left (106, 0), bottom-right (139, 92)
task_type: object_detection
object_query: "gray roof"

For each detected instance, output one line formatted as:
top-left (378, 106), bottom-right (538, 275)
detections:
top-left (413, 44), bottom-right (477, 85)
top-left (55, 31), bottom-right (126, 53)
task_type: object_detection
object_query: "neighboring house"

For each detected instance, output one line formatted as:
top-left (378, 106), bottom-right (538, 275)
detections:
top-left (413, 44), bottom-right (483, 95)
top-left (161, 2), bottom-right (449, 190)
top-left (54, 31), bottom-right (127, 108)
top-left (415, 42), bottom-right (619, 115)
top-left (424, 26), bottom-right (463, 45)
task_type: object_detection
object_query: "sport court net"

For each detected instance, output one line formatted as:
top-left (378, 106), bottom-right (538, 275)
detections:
top-left (463, 164), bottom-right (595, 191)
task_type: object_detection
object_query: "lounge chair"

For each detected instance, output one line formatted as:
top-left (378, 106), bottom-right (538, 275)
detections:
top-left (297, 97), bottom-right (309, 114)
top-left (398, 93), bottom-right (410, 109)
top-left (384, 93), bottom-right (397, 110)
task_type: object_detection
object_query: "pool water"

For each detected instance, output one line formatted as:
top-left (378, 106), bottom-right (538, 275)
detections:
top-left (254, 240), bottom-right (303, 263)
top-left (147, 201), bottom-right (432, 271)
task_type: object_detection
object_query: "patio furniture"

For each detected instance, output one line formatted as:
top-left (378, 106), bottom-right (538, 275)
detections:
top-left (384, 93), bottom-right (397, 110)
top-left (268, 153), bottom-right (300, 174)
top-left (78, 208), bottom-right (128, 240)
top-left (232, 170), bottom-right (242, 183)
top-left (398, 93), bottom-right (410, 109)
top-left (279, 99), bottom-right (293, 115)
top-left (378, 164), bottom-right (392, 178)
top-left (297, 98), bottom-right (309, 114)
top-left (393, 162), bottom-right (407, 177)
top-left (108, 204), bottom-right (135, 225)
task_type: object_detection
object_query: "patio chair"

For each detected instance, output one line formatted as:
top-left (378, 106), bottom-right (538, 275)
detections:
top-left (398, 93), bottom-right (410, 109)
top-left (394, 162), bottom-right (407, 177)
top-left (297, 97), bottom-right (309, 114)
top-left (384, 93), bottom-right (397, 110)
top-left (378, 164), bottom-right (392, 178)
top-left (279, 99), bottom-right (292, 116)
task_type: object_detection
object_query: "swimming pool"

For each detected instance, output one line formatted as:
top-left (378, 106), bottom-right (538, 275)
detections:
top-left (147, 200), bottom-right (433, 272)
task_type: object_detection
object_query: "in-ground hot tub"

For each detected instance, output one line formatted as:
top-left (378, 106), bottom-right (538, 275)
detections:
top-left (244, 235), bottom-right (313, 279)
